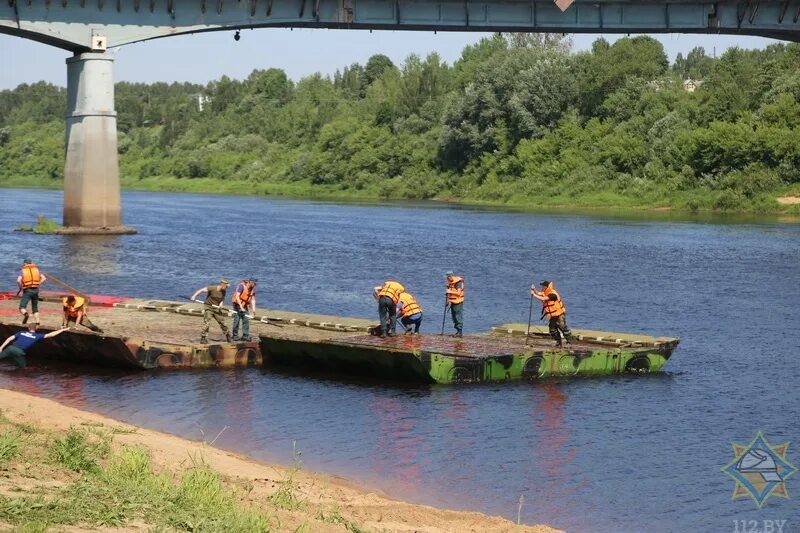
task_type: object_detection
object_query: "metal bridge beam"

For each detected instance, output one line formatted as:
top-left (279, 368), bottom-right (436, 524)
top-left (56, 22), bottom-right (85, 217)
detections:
top-left (2, 1), bottom-right (800, 52)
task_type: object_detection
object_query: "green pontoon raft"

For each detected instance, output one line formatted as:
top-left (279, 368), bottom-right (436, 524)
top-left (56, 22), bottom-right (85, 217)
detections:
top-left (0, 294), bottom-right (679, 384)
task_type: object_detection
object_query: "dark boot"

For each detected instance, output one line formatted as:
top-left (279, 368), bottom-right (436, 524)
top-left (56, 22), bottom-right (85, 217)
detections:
top-left (21, 312), bottom-right (28, 325)
top-left (225, 332), bottom-right (233, 343)
top-left (200, 336), bottom-right (208, 344)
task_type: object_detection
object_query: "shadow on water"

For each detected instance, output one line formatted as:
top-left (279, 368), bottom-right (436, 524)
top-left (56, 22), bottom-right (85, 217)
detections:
top-left (256, 364), bottom-right (435, 392)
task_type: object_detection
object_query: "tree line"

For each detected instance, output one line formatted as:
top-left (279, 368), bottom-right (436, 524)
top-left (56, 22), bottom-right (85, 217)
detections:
top-left (1, 34), bottom-right (799, 212)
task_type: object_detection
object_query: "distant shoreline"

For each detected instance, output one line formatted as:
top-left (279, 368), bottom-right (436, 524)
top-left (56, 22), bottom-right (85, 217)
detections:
top-left (3, 181), bottom-right (799, 223)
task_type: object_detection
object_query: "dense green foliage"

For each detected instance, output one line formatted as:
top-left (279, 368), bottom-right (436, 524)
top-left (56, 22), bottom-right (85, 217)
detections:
top-left (2, 35), bottom-right (799, 212)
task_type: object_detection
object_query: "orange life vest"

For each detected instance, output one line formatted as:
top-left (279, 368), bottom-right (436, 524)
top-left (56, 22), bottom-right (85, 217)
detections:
top-left (398, 292), bottom-right (422, 318)
top-left (446, 276), bottom-right (465, 304)
top-left (377, 281), bottom-right (405, 304)
top-left (62, 295), bottom-right (86, 318)
top-left (540, 283), bottom-right (566, 319)
top-left (20, 263), bottom-right (41, 289)
top-left (235, 283), bottom-right (255, 308)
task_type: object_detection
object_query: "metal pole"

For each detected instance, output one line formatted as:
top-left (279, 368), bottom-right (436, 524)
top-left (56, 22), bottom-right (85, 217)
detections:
top-left (44, 272), bottom-right (90, 302)
top-left (526, 292), bottom-right (534, 343)
top-left (440, 296), bottom-right (448, 335)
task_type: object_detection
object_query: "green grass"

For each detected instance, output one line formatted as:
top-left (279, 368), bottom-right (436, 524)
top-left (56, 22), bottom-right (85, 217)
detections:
top-left (266, 469), bottom-right (305, 512)
top-left (1, 431), bottom-right (270, 532)
top-left (318, 506), bottom-right (370, 533)
top-left (116, 175), bottom-right (800, 218)
top-left (0, 404), bottom-right (378, 533)
top-left (32, 216), bottom-right (62, 234)
top-left (49, 428), bottom-right (109, 473)
top-left (0, 432), bottom-right (22, 464)
top-left (9, 215), bottom-right (63, 234)
top-left (3, 173), bottom-right (799, 219)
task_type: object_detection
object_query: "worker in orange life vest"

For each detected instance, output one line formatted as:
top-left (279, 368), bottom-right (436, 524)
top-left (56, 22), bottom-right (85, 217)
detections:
top-left (232, 278), bottom-right (257, 341)
top-left (445, 271), bottom-right (465, 337)
top-left (17, 259), bottom-right (47, 325)
top-left (61, 294), bottom-right (103, 333)
top-left (375, 280), bottom-right (405, 337)
top-left (397, 291), bottom-right (423, 334)
top-left (530, 280), bottom-right (573, 348)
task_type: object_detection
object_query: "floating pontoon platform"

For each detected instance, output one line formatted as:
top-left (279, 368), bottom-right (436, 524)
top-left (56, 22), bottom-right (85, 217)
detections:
top-left (0, 293), bottom-right (679, 384)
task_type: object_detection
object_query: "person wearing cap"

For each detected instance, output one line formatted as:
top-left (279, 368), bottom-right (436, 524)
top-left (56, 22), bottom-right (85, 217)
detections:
top-left (445, 272), bottom-right (465, 337)
top-left (0, 323), bottom-right (69, 369)
top-left (17, 259), bottom-right (47, 325)
top-left (530, 280), bottom-right (573, 348)
top-left (61, 294), bottom-right (104, 333)
top-left (397, 290), bottom-right (423, 334)
top-left (375, 280), bottom-right (405, 337)
top-left (191, 279), bottom-right (232, 344)
top-left (231, 278), bottom-right (257, 341)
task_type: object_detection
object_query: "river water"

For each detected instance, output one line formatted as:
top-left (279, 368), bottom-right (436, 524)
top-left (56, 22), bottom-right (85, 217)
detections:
top-left (1, 189), bottom-right (798, 532)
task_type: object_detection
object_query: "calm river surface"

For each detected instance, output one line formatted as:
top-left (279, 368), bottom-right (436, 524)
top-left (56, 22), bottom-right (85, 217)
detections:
top-left (1, 189), bottom-right (799, 532)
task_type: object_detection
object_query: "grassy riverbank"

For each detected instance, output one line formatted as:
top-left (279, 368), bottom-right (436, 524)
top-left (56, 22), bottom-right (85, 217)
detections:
top-left (4, 175), bottom-right (800, 219)
top-left (0, 389), bottom-right (559, 533)
top-left (118, 176), bottom-right (800, 215)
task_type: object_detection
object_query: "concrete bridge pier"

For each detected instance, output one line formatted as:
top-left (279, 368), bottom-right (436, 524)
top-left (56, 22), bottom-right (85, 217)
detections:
top-left (62, 52), bottom-right (135, 234)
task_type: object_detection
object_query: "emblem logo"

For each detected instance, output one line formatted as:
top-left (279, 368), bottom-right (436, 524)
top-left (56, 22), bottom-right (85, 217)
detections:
top-left (722, 432), bottom-right (797, 508)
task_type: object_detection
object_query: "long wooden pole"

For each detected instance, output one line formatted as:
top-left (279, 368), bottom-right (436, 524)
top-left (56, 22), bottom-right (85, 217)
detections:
top-left (43, 272), bottom-right (90, 302)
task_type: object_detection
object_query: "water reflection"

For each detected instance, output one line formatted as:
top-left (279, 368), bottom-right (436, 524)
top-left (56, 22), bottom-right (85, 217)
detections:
top-left (532, 385), bottom-right (575, 501)
top-left (368, 393), bottom-right (427, 496)
top-left (58, 235), bottom-right (122, 275)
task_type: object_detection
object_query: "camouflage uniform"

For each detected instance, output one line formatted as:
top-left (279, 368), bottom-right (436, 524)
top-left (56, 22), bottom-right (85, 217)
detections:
top-left (202, 308), bottom-right (229, 340)
top-left (549, 315), bottom-right (572, 346)
top-left (198, 283), bottom-right (230, 343)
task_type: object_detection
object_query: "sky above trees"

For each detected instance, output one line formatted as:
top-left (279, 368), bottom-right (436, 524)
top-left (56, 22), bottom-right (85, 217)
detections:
top-left (0, 29), bottom-right (779, 90)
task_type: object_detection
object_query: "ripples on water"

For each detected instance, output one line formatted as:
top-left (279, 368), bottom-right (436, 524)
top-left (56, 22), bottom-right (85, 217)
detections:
top-left (1, 189), bottom-right (799, 532)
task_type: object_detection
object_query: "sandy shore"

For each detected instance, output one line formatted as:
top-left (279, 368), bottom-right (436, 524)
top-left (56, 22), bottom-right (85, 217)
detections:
top-left (0, 388), bottom-right (562, 533)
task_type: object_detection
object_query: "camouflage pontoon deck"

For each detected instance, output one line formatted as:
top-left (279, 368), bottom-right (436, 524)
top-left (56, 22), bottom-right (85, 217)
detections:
top-left (0, 293), bottom-right (679, 383)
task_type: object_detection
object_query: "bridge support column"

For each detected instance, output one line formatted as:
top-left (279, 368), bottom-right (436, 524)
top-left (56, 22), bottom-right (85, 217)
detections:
top-left (63, 52), bottom-right (135, 234)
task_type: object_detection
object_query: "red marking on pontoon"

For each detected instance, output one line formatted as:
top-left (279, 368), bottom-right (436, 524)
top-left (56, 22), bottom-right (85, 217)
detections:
top-left (82, 295), bottom-right (131, 307)
top-left (0, 309), bottom-right (62, 316)
top-left (0, 292), bottom-right (130, 307)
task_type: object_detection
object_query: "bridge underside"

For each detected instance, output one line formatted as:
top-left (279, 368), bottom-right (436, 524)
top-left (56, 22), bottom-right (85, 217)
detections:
top-left (2, 1), bottom-right (800, 52)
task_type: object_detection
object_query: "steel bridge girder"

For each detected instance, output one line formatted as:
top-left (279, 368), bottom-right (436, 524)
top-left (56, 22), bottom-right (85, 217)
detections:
top-left (1, 1), bottom-right (799, 52)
